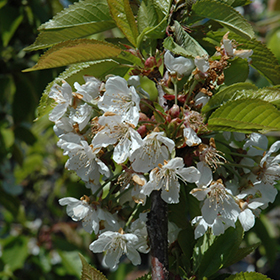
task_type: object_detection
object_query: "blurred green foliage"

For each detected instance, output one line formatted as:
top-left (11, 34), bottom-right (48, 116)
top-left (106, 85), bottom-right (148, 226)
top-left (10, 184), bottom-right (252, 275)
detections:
top-left (1, 0), bottom-right (280, 280)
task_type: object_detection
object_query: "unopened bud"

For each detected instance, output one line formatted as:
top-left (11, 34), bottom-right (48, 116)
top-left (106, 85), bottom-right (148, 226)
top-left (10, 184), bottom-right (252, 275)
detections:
top-left (169, 104), bottom-right (180, 118)
top-left (145, 56), bottom-right (157, 68)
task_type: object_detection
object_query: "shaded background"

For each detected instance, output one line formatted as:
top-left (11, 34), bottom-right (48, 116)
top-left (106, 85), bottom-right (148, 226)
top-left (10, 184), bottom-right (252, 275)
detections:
top-left (0, 0), bottom-right (280, 279)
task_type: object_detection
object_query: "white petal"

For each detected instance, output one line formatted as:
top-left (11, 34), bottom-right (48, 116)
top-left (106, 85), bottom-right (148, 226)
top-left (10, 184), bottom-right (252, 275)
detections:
top-left (183, 127), bottom-right (201, 147)
top-left (239, 209), bottom-right (255, 231)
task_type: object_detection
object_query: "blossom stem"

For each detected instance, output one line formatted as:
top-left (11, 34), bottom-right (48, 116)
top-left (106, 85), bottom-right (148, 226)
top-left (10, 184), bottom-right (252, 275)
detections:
top-left (93, 172), bottom-right (122, 197)
top-left (183, 79), bottom-right (198, 108)
top-left (124, 203), bottom-right (141, 231)
top-left (173, 79), bottom-right (178, 105)
top-left (114, 183), bottom-right (136, 200)
top-left (147, 190), bottom-right (169, 280)
top-left (227, 151), bottom-right (255, 158)
top-left (226, 162), bottom-right (254, 170)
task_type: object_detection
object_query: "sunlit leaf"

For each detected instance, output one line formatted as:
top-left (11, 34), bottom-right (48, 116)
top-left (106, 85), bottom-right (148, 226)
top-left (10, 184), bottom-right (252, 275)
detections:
top-left (202, 82), bottom-right (258, 113)
top-left (192, 0), bottom-right (254, 39)
top-left (24, 0), bottom-right (115, 51)
top-left (79, 254), bottom-right (108, 280)
top-left (208, 99), bottom-right (280, 132)
top-left (225, 272), bottom-right (272, 280)
top-left (23, 39), bottom-right (123, 72)
top-left (107, 0), bottom-right (138, 47)
top-left (204, 85), bottom-right (280, 113)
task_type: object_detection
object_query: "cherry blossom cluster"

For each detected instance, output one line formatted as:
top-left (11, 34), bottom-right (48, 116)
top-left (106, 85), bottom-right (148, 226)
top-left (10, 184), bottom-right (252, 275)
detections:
top-left (48, 34), bottom-right (279, 268)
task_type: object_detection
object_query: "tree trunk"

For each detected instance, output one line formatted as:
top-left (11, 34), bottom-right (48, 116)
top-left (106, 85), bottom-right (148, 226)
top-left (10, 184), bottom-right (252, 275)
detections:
top-left (147, 190), bottom-right (169, 280)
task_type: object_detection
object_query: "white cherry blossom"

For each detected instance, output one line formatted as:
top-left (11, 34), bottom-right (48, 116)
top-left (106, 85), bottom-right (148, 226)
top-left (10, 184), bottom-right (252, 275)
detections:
top-left (191, 215), bottom-right (232, 239)
top-left (92, 113), bottom-right (143, 164)
top-left (89, 231), bottom-right (142, 269)
top-left (98, 76), bottom-right (140, 126)
top-left (130, 131), bottom-right (175, 173)
top-left (49, 82), bottom-right (73, 122)
top-left (62, 140), bottom-right (110, 183)
top-left (183, 127), bottom-right (201, 147)
top-left (191, 178), bottom-right (240, 225)
top-left (141, 157), bottom-right (200, 204)
top-left (74, 76), bottom-right (101, 103)
top-left (70, 103), bottom-right (93, 131)
top-left (164, 50), bottom-right (195, 77)
top-left (259, 141), bottom-right (280, 185)
top-left (222, 33), bottom-right (253, 60)
top-left (194, 56), bottom-right (209, 74)
top-left (53, 117), bottom-right (74, 138)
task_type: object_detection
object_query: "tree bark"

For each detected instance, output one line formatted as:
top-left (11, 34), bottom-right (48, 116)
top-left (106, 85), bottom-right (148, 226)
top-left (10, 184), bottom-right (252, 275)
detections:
top-left (147, 190), bottom-right (169, 280)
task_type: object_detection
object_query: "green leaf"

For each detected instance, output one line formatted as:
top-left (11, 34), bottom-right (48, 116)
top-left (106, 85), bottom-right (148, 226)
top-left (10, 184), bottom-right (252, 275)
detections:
top-left (267, 28), bottom-right (280, 63)
top-left (0, 6), bottom-right (23, 47)
top-left (229, 33), bottom-right (280, 85)
top-left (202, 82), bottom-right (258, 113)
top-left (36, 59), bottom-right (130, 120)
top-left (163, 37), bottom-right (194, 58)
top-left (24, 0), bottom-right (115, 51)
top-left (192, 0), bottom-right (254, 39)
top-left (107, 0), bottom-right (138, 47)
top-left (152, 0), bottom-right (171, 16)
top-left (217, 0), bottom-right (251, 6)
top-left (138, 0), bottom-right (160, 34)
top-left (253, 215), bottom-right (277, 267)
top-left (224, 57), bottom-right (249, 85)
top-left (137, 0), bottom-right (172, 46)
top-left (0, 186), bottom-right (20, 216)
top-left (192, 233), bottom-right (216, 273)
top-left (203, 84), bottom-right (280, 113)
top-left (177, 227), bottom-right (195, 272)
top-left (206, 31), bottom-right (280, 85)
top-left (79, 253), bottom-right (108, 280)
top-left (208, 99), bottom-right (280, 133)
top-left (223, 243), bottom-right (260, 268)
top-left (23, 39), bottom-right (123, 72)
top-left (225, 272), bottom-right (272, 280)
top-left (196, 223), bottom-right (244, 278)
top-left (1, 236), bottom-right (29, 271)
top-left (172, 21), bottom-right (208, 57)
top-left (58, 251), bottom-right (82, 278)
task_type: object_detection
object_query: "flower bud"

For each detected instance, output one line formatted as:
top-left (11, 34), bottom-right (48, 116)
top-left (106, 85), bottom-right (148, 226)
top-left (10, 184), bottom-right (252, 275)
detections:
top-left (145, 56), bottom-right (157, 68)
top-left (169, 104), bottom-right (180, 118)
